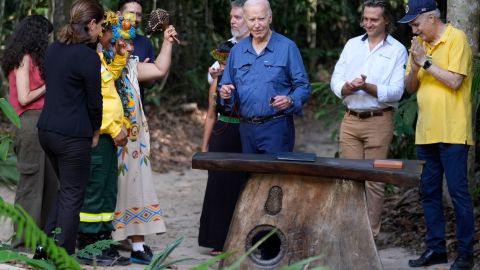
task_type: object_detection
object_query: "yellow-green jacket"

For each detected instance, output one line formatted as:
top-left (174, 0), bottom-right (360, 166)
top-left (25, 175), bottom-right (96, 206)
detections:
top-left (99, 52), bottom-right (129, 138)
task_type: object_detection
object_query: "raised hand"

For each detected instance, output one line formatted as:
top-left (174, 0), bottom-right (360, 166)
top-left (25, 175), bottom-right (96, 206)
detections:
top-left (209, 66), bottom-right (224, 80)
top-left (114, 39), bottom-right (129, 56)
top-left (219, 84), bottom-right (235, 100)
top-left (163, 25), bottom-right (179, 44)
top-left (409, 37), bottom-right (427, 67)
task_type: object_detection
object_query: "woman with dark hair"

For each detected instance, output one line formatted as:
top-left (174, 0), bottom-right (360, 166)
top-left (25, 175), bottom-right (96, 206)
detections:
top-left (36, 0), bottom-right (104, 255)
top-left (1, 15), bottom-right (58, 248)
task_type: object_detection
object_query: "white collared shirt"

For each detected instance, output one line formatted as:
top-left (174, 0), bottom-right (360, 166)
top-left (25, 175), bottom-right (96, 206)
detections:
top-left (331, 34), bottom-right (407, 111)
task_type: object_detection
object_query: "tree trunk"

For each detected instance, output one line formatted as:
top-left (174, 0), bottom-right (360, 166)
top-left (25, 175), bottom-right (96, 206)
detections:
top-left (52, 0), bottom-right (73, 38)
top-left (446, 0), bottom-right (480, 191)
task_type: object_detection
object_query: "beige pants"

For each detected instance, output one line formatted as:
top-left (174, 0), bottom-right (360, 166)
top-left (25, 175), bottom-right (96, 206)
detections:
top-left (339, 110), bottom-right (393, 237)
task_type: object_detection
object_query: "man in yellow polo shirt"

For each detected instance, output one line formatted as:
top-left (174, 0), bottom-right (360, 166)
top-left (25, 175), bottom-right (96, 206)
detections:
top-left (400, 0), bottom-right (475, 269)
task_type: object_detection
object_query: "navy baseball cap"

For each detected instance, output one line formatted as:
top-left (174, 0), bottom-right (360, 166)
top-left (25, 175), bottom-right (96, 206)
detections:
top-left (398, 0), bottom-right (437, 23)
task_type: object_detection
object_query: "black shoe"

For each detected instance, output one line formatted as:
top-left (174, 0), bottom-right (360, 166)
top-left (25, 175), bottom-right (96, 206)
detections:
top-left (143, 245), bottom-right (153, 256)
top-left (103, 246), bottom-right (132, 266)
top-left (408, 249), bottom-right (448, 267)
top-left (450, 254), bottom-right (474, 270)
top-left (77, 254), bottom-right (118, 266)
top-left (131, 248), bottom-right (153, 265)
top-left (77, 244), bottom-right (132, 266)
top-left (32, 245), bottom-right (47, 260)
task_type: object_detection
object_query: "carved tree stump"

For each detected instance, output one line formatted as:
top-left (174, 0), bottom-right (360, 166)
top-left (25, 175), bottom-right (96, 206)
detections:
top-left (192, 153), bottom-right (423, 270)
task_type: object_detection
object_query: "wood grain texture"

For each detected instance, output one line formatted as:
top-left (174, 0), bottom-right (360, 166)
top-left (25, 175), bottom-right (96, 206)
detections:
top-left (192, 152), bottom-right (423, 187)
top-left (192, 153), bottom-right (424, 269)
top-left (222, 173), bottom-right (382, 270)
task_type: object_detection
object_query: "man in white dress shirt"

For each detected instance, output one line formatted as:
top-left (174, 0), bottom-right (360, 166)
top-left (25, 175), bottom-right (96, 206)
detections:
top-left (330, 0), bottom-right (407, 238)
top-left (207, 0), bottom-right (250, 84)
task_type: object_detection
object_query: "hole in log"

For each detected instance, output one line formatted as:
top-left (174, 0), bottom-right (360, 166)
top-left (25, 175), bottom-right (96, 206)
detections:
top-left (246, 225), bottom-right (286, 267)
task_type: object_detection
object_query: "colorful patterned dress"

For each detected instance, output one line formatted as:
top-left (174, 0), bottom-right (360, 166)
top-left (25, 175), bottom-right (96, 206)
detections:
top-left (111, 55), bottom-right (166, 240)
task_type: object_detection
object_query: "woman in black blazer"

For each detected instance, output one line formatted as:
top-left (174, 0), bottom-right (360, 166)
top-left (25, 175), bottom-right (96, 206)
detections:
top-left (36, 0), bottom-right (104, 255)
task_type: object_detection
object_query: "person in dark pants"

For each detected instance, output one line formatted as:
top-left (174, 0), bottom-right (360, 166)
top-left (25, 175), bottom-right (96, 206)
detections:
top-left (218, 0), bottom-right (310, 154)
top-left (1, 15), bottom-right (58, 249)
top-left (36, 0), bottom-right (104, 256)
top-left (399, 0), bottom-right (476, 269)
top-left (199, 41), bottom-right (246, 256)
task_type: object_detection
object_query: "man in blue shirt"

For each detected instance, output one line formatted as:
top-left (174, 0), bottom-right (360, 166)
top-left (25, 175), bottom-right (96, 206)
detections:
top-left (219, 0), bottom-right (310, 154)
top-left (117, 0), bottom-right (155, 104)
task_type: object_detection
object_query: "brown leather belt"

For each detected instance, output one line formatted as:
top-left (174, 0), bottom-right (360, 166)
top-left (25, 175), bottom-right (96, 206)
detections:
top-left (346, 107), bottom-right (393, 119)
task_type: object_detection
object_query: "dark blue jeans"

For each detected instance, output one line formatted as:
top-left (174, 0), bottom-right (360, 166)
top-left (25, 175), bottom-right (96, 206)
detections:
top-left (239, 116), bottom-right (295, 154)
top-left (417, 143), bottom-right (475, 256)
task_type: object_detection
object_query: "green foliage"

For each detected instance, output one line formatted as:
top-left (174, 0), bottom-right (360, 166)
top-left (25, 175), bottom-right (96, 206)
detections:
top-left (149, 229), bottom-right (327, 270)
top-left (0, 197), bottom-right (82, 270)
top-left (390, 94), bottom-right (417, 159)
top-left (0, 136), bottom-right (11, 161)
top-left (0, 98), bottom-right (19, 186)
top-left (472, 56), bottom-right (480, 196)
top-left (310, 81), bottom-right (343, 144)
top-left (0, 156), bottom-right (19, 186)
top-left (190, 251), bottom-right (235, 270)
top-left (146, 237), bottom-right (194, 270)
top-left (311, 81), bottom-right (343, 125)
top-left (0, 250), bottom-right (56, 270)
top-left (472, 57), bottom-right (480, 115)
top-left (0, 98), bottom-right (20, 129)
top-left (75, 239), bottom-right (119, 259)
top-left (223, 229), bottom-right (278, 270)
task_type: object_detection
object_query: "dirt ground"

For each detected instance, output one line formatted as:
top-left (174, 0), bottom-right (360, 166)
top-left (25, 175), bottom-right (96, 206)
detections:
top-left (0, 104), bottom-right (478, 269)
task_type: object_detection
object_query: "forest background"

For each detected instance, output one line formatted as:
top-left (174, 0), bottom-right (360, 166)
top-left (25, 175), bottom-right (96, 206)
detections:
top-left (0, 0), bottom-right (479, 190)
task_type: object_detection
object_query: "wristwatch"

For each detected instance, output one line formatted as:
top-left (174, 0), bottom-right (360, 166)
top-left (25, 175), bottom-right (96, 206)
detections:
top-left (422, 59), bottom-right (432, 70)
top-left (287, 96), bottom-right (294, 107)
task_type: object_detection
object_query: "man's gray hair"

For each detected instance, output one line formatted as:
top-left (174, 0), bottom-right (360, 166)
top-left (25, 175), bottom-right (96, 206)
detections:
top-left (231, 0), bottom-right (246, 8)
top-left (243, 0), bottom-right (272, 16)
top-left (426, 9), bottom-right (441, 18)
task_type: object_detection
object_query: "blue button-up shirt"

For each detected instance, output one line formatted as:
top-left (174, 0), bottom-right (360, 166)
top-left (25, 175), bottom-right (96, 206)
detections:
top-left (219, 32), bottom-right (311, 118)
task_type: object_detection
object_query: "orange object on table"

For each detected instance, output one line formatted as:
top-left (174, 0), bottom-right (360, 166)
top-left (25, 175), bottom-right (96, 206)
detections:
top-left (373, 159), bottom-right (403, 169)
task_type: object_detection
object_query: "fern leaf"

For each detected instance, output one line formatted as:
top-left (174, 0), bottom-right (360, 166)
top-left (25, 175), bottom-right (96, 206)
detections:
top-left (0, 197), bottom-right (82, 270)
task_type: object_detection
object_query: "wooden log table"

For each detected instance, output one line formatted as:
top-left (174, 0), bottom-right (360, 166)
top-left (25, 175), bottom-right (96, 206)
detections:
top-left (192, 152), bottom-right (424, 270)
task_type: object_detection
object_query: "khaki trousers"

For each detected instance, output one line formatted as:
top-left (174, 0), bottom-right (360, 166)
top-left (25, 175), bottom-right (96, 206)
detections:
top-left (13, 110), bottom-right (58, 247)
top-left (339, 110), bottom-right (393, 237)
